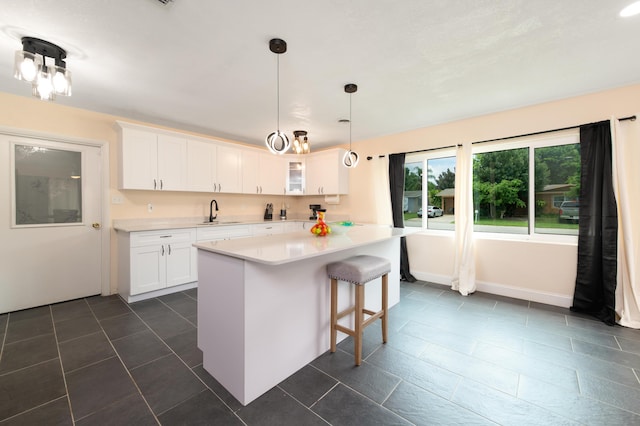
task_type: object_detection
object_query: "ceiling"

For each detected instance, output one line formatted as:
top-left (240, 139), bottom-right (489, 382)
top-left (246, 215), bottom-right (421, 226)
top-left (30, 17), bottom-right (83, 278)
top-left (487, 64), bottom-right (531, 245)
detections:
top-left (1, 1), bottom-right (639, 150)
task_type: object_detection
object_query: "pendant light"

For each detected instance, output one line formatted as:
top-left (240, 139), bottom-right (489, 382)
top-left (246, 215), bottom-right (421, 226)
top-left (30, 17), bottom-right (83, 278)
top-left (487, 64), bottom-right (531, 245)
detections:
top-left (342, 83), bottom-right (359, 168)
top-left (265, 38), bottom-right (290, 154)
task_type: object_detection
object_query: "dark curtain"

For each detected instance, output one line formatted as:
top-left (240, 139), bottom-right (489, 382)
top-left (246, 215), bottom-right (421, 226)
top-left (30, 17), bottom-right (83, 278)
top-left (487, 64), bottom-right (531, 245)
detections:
top-left (389, 153), bottom-right (416, 282)
top-left (571, 120), bottom-right (618, 325)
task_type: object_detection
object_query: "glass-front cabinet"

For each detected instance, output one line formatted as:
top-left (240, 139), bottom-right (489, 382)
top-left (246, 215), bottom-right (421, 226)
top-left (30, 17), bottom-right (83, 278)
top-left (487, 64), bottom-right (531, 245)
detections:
top-left (286, 159), bottom-right (305, 195)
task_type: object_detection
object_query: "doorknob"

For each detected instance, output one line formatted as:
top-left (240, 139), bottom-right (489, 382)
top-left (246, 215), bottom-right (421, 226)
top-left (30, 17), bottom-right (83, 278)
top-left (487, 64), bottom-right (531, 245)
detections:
top-left (92, 223), bottom-right (101, 229)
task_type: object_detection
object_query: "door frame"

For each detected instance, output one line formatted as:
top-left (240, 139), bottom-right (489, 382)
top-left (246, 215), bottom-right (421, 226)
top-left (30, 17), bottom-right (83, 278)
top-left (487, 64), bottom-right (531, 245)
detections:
top-left (0, 124), bottom-right (111, 296)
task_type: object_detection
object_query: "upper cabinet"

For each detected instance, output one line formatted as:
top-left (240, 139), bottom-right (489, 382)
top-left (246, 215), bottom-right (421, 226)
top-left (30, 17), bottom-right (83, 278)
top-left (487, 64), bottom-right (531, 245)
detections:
top-left (185, 139), bottom-right (242, 193)
top-left (305, 149), bottom-right (349, 195)
top-left (118, 124), bottom-right (187, 191)
top-left (241, 149), bottom-right (285, 195)
top-left (286, 158), bottom-right (305, 195)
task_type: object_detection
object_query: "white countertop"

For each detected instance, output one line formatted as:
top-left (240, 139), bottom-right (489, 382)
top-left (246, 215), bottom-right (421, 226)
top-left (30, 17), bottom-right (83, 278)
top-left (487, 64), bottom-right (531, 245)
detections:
top-left (193, 225), bottom-right (413, 265)
top-left (112, 217), bottom-right (314, 233)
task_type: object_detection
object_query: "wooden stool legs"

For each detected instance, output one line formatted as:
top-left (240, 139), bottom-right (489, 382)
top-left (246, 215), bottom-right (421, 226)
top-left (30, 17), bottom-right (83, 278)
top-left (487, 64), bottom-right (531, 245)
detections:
top-left (330, 273), bottom-right (389, 366)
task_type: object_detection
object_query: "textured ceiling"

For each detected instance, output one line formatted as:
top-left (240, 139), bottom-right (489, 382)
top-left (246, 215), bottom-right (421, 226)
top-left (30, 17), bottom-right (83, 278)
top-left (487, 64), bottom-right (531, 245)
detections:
top-left (1, 0), bottom-right (639, 149)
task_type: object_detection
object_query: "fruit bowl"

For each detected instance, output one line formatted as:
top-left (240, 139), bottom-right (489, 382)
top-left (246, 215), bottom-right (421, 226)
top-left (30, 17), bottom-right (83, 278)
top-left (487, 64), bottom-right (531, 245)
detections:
top-left (328, 221), bottom-right (354, 235)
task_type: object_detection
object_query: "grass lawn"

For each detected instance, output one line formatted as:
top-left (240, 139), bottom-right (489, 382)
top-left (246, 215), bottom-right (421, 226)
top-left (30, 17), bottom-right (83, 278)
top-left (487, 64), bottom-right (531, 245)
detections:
top-left (474, 215), bottom-right (578, 230)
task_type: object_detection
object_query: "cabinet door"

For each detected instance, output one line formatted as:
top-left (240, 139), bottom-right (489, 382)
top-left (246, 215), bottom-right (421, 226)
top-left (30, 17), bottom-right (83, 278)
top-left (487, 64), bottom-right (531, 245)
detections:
top-left (130, 245), bottom-right (165, 295)
top-left (286, 159), bottom-right (305, 195)
top-left (157, 134), bottom-right (187, 191)
top-left (216, 144), bottom-right (242, 193)
top-left (241, 150), bottom-right (260, 194)
top-left (165, 241), bottom-right (197, 287)
top-left (187, 139), bottom-right (216, 192)
top-left (305, 154), bottom-right (324, 195)
top-left (259, 154), bottom-right (286, 195)
top-left (120, 128), bottom-right (157, 190)
top-left (306, 149), bottom-right (349, 195)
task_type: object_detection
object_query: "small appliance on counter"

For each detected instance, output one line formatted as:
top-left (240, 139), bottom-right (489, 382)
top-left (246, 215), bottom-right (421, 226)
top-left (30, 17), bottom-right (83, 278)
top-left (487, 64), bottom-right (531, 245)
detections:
top-left (264, 203), bottom-right (273, 220)
top-left (309, 204), bottom-right (322, 220)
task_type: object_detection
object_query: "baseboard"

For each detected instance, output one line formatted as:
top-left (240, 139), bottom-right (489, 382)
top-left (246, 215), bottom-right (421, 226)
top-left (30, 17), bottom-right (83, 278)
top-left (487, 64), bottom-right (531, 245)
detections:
top-left (122, 281), bottom-right (198, 303)
top-left (410, 271), bottom-right (572, 308)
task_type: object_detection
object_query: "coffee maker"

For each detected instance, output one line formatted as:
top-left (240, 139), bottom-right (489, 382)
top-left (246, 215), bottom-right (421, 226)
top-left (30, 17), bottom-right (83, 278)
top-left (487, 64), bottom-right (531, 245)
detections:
top-left (309, 204), bottom-right (321, 220)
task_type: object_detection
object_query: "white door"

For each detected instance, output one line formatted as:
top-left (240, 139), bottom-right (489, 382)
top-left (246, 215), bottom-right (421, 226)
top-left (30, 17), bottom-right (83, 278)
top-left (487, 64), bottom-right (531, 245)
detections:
top-left (0, 135), bottom-right (103, 313)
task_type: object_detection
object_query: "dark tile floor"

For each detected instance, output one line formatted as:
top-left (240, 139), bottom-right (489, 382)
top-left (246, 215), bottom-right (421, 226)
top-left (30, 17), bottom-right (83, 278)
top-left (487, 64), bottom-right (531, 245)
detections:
top-left (1, 281), bottom-right (640, 425)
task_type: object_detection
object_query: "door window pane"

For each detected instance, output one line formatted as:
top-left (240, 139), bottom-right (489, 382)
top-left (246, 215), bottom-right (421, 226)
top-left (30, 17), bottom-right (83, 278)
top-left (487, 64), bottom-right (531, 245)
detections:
top-left (14, 144), bottom-right (82, 225)
top-left (473, 148), bottom-right (528, 234)
top-left (534, 144), bottom-right (580, 235)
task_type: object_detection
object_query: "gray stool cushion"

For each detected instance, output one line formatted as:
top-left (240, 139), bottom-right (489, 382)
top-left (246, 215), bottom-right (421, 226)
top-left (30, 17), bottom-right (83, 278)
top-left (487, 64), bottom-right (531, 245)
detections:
top-left (327, 255), bottom-right (391, 285)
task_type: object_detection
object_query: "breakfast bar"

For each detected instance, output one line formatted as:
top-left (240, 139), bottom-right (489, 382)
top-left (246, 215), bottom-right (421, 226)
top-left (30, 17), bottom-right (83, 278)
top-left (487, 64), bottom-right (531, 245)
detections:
top-left (194, 225), bottom-right (409, 405)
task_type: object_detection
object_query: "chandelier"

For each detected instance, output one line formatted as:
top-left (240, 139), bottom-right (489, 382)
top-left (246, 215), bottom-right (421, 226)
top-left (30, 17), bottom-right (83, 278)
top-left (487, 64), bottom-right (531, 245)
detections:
top-left (292, 130), bottom-right (311, 154)
top-left (14, 37), bottom-right (72, 101)
top-left (265, 38), bottom-right (290, 154)
top-left (342, 83), bottom-right (359, 168)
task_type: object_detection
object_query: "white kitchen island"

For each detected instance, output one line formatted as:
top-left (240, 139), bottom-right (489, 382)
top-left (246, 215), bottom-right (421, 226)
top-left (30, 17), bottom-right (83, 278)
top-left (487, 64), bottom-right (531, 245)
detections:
top-left (194, 225), bottom-right (410, 405)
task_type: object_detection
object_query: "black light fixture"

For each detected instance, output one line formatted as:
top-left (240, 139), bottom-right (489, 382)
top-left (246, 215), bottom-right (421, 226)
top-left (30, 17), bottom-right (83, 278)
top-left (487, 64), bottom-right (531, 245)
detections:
top-left (265, 38), bottom-right (290, 155)
top-left (14, 37), bottom-right (72, 101)
top-left (342, 83), bottom-right (359, 168)
top-left (293, 130), bottom-right (310, 154)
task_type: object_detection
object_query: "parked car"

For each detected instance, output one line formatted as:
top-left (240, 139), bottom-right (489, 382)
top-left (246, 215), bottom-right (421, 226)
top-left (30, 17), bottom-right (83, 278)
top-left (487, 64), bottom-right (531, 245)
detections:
top-left (427, 206), bottom-right (443, 218)
top-left (558, 201), bottom-right (579, 223)
top-left (417, 206), bottom-right (443, 218)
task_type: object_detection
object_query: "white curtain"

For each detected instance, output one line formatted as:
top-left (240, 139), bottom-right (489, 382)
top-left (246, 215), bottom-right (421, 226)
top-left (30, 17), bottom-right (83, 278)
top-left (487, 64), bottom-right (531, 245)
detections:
top-left (372, 155), bottom-right (393, 226)
top-left (451, 143), bottom-right (476, 295)
top-left (612, 117), bottom-right (640, 328)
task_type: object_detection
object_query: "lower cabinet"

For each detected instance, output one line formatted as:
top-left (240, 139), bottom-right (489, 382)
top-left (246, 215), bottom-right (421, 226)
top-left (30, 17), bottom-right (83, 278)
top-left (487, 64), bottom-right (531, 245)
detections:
top-left (118, 228), bottom-right (197, 302)
top-left (118, 222), bottom-right (311, 302)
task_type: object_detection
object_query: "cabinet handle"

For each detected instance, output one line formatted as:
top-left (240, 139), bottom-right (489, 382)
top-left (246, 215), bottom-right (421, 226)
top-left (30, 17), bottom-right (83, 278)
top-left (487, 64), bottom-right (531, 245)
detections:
top-left (161, 245), bottom-right (165, 256)
top-left (256, 185), bottom-right (259, 194)
top-left (160, 179), bottom-right (163, 190)
top-left (168, 244), bottom-right (171, 255)
top-left (219, 183), bottom-right (222, 192)
top-left (153, 179), bottom-right (157, 190)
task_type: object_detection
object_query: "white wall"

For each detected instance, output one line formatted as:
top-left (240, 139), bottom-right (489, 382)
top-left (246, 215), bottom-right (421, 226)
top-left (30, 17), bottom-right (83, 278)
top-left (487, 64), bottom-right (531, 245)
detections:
top-left (346, 84), bottom-right (640, 306)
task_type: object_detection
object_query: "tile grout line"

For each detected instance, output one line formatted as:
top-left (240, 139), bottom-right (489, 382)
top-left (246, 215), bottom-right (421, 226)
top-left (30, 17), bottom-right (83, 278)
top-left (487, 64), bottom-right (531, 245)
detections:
top-left (0, 313), bottom-right (8, 364)
top-left (83, 296), bottom-right (162, 425)
top-left (49, 304), bottom-right (76, 425)
top-left (125, 293), bottom-right (242, 420)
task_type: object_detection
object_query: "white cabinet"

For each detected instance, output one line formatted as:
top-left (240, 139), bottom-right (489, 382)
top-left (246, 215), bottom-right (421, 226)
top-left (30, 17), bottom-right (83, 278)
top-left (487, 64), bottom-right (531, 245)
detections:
top-left (305, 149), bottom-right (349, 195)
top-left (241, 150), bottom-right (286, 195)
top-left (118, 228), bottom-right (197, 301)
top-left (284, 221), bottom-right (305, 233)
top-left (252, 222), bottom-right (285, 236)
top-left (286, 158), bottom-right (305, 195)
top-left (118, 125), bottom-right (187, 191)
top-left (196, 224), bottom-right (252, 242)
top-left (187, 140), bottom-right (242, 193)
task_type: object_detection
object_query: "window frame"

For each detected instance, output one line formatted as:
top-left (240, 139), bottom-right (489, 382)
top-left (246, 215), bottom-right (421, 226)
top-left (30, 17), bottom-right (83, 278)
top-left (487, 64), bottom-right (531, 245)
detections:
top-left (472, 130), bottom-right (579, 243)
top-left (406, 148), bottom-right (457, 233)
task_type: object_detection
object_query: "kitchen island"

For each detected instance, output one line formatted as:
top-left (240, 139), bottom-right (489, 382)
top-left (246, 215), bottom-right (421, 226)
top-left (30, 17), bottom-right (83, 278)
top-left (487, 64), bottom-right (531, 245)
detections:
top-left (194, 225), bottom-right (410, 405)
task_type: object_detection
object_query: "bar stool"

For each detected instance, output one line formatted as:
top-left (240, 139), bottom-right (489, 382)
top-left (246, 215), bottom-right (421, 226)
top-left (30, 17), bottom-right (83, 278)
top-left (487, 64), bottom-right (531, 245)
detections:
top-left (326, 255), bottom-right (390, 366)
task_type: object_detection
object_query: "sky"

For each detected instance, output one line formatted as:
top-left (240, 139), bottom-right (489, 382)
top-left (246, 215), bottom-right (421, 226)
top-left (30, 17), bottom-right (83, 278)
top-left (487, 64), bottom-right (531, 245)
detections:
top-left (406, 156), bottom-right (456, 184)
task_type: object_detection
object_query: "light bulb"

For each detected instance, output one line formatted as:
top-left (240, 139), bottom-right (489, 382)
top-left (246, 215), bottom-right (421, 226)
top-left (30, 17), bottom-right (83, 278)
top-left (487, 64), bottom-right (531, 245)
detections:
top-left (53, 69), bottom-right (69, 94)
top-left (35, 69), bottom-right (54, 100)
top-left (20, 56), bottom-right (38, 82)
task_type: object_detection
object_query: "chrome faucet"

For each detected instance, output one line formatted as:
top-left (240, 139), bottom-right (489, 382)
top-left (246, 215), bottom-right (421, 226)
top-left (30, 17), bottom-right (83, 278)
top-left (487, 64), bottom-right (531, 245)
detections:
top-left (209, 199), bottom-right (218, 222)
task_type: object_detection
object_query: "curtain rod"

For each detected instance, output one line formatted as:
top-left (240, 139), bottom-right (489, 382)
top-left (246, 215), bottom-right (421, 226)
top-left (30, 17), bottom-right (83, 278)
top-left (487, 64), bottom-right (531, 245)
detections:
top-left (368, 143), bottom-right (461, 160)
top-left (373, 115), bottom-right (636, 160)
top-left (471, 115), bottom-right (636, 146)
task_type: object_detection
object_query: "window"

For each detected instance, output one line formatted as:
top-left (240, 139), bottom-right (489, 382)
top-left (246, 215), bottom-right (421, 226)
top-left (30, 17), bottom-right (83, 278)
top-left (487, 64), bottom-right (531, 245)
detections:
top-left (13, 143), bottom-right (83, 226)
top-left (405, 151), bottom-right (456, 231)
top-left (472, 132), bottom-right (579, 236)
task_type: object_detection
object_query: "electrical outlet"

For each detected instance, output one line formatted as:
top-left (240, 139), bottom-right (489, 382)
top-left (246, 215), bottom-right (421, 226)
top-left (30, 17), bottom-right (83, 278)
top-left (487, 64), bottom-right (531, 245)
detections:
top-left (111, 195), bottom-right (123, 204)
top-left (148, 203), bottom-right (153, 213)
